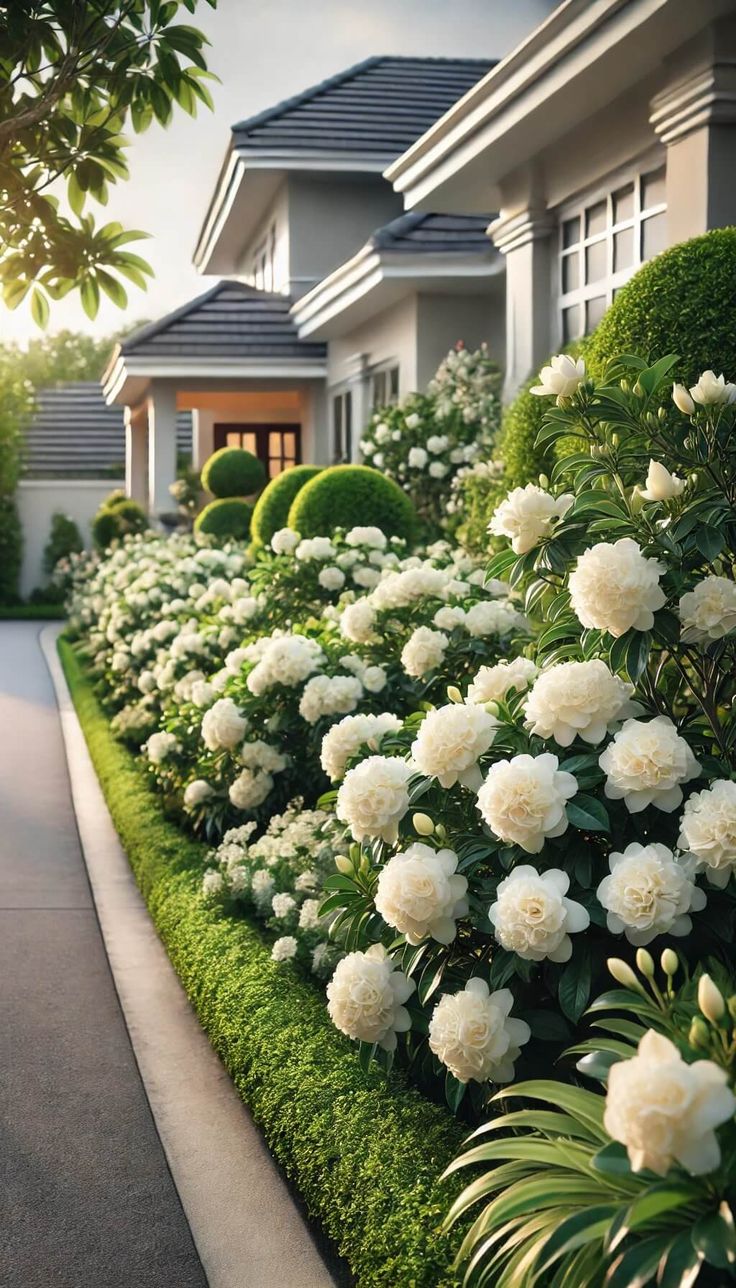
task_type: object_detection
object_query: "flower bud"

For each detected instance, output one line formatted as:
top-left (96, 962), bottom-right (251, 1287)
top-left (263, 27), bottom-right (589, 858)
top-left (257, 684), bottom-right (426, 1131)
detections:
top-left (689, 1017), bottom-right (710, 1050)
top-left (620, 378), bottom-right (630, 393)
top-left (484, 700), bottom-right (500, 717)
top-left (728, 996), bottom-right (736, 1023)
top-left (698, 973), bottom-right (726, 1024)
top-left (611, 432), bottom-right (620, 448)
top-left (658, 406), bottom-right (667, 422)
top-left (446, 685), bottom-right (463, 704)
top-left (335, 854), bottom-right (354, 876)
top-left (607, 957), bottom-right (639, 991)
top-left (538, 473), bottom-right (549, 489)
top-left (635, 948), bottom-right (655, 979)
top-left (633, 380), bottom-right (643, 398)
top-left (435, 823), bottom-right (448, 842)
top-left (660, 948), bottom-right (679, 977)
top-left (672, 382), bottom-right (696, 416)
top-left (412, 811), bottom-right (434, 837)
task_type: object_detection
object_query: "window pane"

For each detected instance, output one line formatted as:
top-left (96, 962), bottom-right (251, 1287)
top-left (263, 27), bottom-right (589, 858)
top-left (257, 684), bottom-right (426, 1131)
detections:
top-left (269, 459), bottom-right (281, 479)
top-left (585, 238), bottom-right (607, 284)
top-left (562, 305), bottom-right (580, 342)
top-left (244, 431), bottom-right (257, 455)
top-left (333, 396), bottom-right (342, 459)
top-left (642, 211), bottom-right (667, 260)
top-left (642, 166), bottom-right (666, 209)
top-left (613, 183), bottom-right (634, 223)
top-left (389, 366), bottom-right (400, 401)
top-left (226, 430), bottom-right (240, 447)
top-left (585, 200), bottom-right (607, 237)
top-left (613, 226), bottom-right (634, 272)
top-left (283, 431), bottom-right (296, 455)
top-left (344, 392), bottom-right (353, 461)
top-left (269, 431), bottom-right (281, 455)
top-left (561, 250), bottom-right (579, 293)
top-left (586, 296), bottom-right (607, 331)
top-left (562, 216), bottom-right (580, 248)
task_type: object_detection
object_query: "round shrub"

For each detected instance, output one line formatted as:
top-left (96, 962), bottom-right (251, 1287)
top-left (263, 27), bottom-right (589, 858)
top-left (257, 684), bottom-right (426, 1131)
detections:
top-left (287, 465), bottom-right (417, 542)
top-left (586, 227), bottom-right (736, 383)
top-left (194, 497), bottom-right (253, 542)
top-left (92, 498), bottom-right (148, 550)
top-left (201, 446), bottom-right (266, 498)
top-left (101, 489), bottom-right (129, 511)
top-left (43, 512), bottom-right (83, 574)
top-left (250, 465), bottom-right (323, 546)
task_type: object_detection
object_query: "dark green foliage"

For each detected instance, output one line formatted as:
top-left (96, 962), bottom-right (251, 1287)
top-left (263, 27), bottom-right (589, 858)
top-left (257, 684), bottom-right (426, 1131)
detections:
top-left (586, 227), bottom-right (736, 383)
top-left (250, 464), bottom-right (323, 546)
top-left (194, 497), bottom-right (253, 542)
top-left (0, 495), bottom-right (22, 604)
top-left (92, 497), bottom-right (147, 550)
top-left (288, 465), bottom-right (417, 543)
top-left (43, 512), bottom-right (83, 574)
top-left (201, 447), bottom-right (266, 499)
top-left (59, 638), bottom-right (466, 1288)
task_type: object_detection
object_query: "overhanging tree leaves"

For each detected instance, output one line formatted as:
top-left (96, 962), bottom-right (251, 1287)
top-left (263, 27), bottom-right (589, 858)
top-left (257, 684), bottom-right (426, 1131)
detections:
top-left (0, 0), bottom-right (217, 322)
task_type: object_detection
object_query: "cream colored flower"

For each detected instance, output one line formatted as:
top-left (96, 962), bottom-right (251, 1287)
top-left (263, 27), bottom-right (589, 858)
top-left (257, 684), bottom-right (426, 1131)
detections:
top-left (640, 460), bottom-right (685, 501)
top-left (604, 1029), bottom-right (735, 1175)
top-left (678, 576), bottom-right (736, 643)
top-left (428, 979), bottom-right (531, 1083)
top-left (672, 383), bottom-right (695, 416)
top-left (201, 697), bottom-right (248, 751)
top-left (412, 703), bottom-right (498, 789)
top-left (327, 944), bottom-right (414, 1051)
top-left (270, 527), bottom-right (300, 555)
top-left (320, 712), bottom-right (402, 782)
top-left (463, 600), bottom-right (527, 638)
top-left (596, 842), bottom-right (706, 944)
top-left (228, 768), bottom-right (274, 810)
top-left (183, 779), bottom-right (213, 808)
top-left (689, 369), bottom-right (736, 406)
top-left (145, 731), bottom-right (179, 764)
top-left (467, 657), bottom-right (537, 705)
top-left (599, 716), bottom-right (700, 813)
top-left (476, 753), bottom-right (578, 853)
top-left (678, 780), bottom-right (736, 887)
top-left (489, 484), bottom-right (573, 555)
top-left (568, 538), bottom-right (666, 637)
top-left (340, 598), bottom-right (378, 644)
top-left (336, 755), bottom-right (413, 844)
top-left (400, 626), bottom-right (449, 678)
top-left (375, 844), bottom-right (468, 945)
top-left (489, 866), bottom-right (589, 962)
top-left (530, 353), bottom-right (586, 400)
top-left (524, 660), bottom-right (637, 746)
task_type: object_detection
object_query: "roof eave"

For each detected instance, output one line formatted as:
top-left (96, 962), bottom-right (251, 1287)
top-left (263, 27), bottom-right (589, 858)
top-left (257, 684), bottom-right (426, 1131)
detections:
top-left (104, 355), bottom-right (328, 406)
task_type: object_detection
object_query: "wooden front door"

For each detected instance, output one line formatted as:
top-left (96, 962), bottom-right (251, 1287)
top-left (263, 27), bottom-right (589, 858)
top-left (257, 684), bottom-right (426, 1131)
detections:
top-left (213, 424), bottom-right (301, 480)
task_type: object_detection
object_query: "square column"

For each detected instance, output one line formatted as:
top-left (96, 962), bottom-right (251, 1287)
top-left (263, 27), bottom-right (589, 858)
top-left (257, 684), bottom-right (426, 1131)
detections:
top-left (489, 207), bottom-right (555, 399)
top-left (192, 409), bottom-right (215, 471)
top-left (147, 382), bottom-right (178, 519)
top-left (124, 404), bottom-right (148, 507)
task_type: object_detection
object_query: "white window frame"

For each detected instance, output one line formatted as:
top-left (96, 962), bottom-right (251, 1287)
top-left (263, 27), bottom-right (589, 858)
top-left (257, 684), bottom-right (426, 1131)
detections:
top-left (556, 160), bottom-right (667, 344)
top-left (368, 361), bottom-right (400, 412)
top-left (251, 220), bottom-right (276, 292)
top-left (331, 387), bottom-right (353, 463)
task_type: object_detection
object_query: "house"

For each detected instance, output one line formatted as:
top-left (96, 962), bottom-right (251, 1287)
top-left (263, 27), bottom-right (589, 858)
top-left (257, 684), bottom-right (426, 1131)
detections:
top-left (385, 0), bottom-right (736, 395)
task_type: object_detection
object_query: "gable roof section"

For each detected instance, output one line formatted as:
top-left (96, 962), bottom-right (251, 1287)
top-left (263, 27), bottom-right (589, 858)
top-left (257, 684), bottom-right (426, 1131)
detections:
top-left (369, 210), bottom-right (493, 253)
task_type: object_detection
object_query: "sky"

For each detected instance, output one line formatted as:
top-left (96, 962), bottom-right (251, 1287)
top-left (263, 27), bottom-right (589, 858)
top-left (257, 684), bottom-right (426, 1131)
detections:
top-left (3, 0), bottom-right (555, 345)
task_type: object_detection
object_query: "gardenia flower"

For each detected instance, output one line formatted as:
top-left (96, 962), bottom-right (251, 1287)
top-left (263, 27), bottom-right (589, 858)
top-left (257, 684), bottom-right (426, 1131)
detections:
top-left (530, 353), bottom-right (586, 400)
top-left (640, 459), bottom-right (685, 501)
top-left (412, 704), bottom-right (498, 789)
top-left (426, 434), bottom-right (449, 453)
top-left (145, 731), bottom-right (179, 764)
top-left (336, 755), bottom-right (413, 844)
top-left (463, 600), bottom-right (527, 638)
top-left (604, 1030), bottom-right (735, 1175)
top-left (678, 575), bottom-right (736, 643)
top-left (201, 697), bottom-right (248, 751)
top-left (433, 605), bottom-right (466, 631)
top-left (271, 936), bottom-right (298, 962)
top-left (295, 536), bottom-right (336, 561)
top-left (597, 842), bottom-right (706, 944)
top-left (467, 657), bottom-right (537, 705)
top-left (320, 712), bottom-right (403, 781)
top-left (375, 844), bottom-right (468, 944)
top-left (524, 660), bottom-right (637, 746)
top-left (271, 527), bottom-right (300, 555)
top-left (272, 892), bottom-right (296, 919)
top-left (327, 944), bottom-right (414, 1051)
top-left (489, 484), bottom-right (573, 555)
top-left (599, 716), bottom-right (700, 813)
top-left (489, 866), bottom-right (589, 961)
top-left (568, 538), bottom-right (666, 637)
top-left (476, 753), bottom-right (578, 853)
top-left (298, 673), bottom-right (363, 724)
top-left (318, 566), bottom-right (346, 591)
top-left (202, 870), bottom-right (224, 898)
top-left (228, 768), bottom-right (274, 811)
top-left (428, 980), bottom-right (531, 1083)
top-left (408, 446), bottom-right (428, 469)
top-left (340, 599), bottom-right (378, 644)
top-left (678, 780), bottom-right (736, 887)
top-left (429, 461), bottom-right (448, 479)
top-left (689, 369), bottom-right (736, 406)
top-left (247, 634), bottom-right (324, 693)
top-left (405, 412), bottom-right (421, 430)
top-left (183, 779), bottom-right (213, 808)
top-left (400, 626), bottom-right (449, 678)
top-left (672, 383), bottom-right (695, 416)
top-left (345, 526), bottom-right (387, 549)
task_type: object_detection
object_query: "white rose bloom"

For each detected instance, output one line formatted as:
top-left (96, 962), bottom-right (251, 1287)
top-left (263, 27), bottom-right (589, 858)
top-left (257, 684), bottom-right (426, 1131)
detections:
top-left (360, 438), bottom-right (375, 456)
top-left (426, 435), bottom-right (449, 454)
top-left (272, 892), bottom-right (296, 919)
top-left (340, 598), bottom-right (378, 644)
top-left (463, 600), bottom-right (527, 638)
top-left (604, 1030), bottom-right (735, 1175)
top-left (320, 712), bottom-right (402, 781)
top-left (400, 626), bottom-right (449, 678)
top-left (467, 657), bottom-right (537, 705)
top-left (183, 779), bottom-right (213, 808)
top-left (405, 412), bottom-right (421, 430)
top-left (678, 576), bottom-right (736, 643)
top-left (240, 740), bottom-right (287, 774)
top-left (247, 635), bottom-right (323, 693)
top-left (318, 565), bottom-right (346, 591)
top-left (477, 753), bottom-right (578, 853)
top-left (412, 704), bottom-right (498, 789)
top-left (327, 944), bottom-right (414, 1051)
top-left (201, 697), bottom-right (248, 751)
top-left (678, 780), bottom-right (736, 887)
top-left (352, 565), bottom-right (381, 589)
top-left (363, 665), bottom-right (387, 694)
top-left (597, 841), bottom-right (705, 944)
top-left (429, 461), bottom-right (448, 479)
top-left (428, 979), bottom-right (531, 1083)
top-left (373, 424), bottom-right (391, 444)
top-left (228, 768), bottom-right (274, 810)
top-left (202, 870), bottom-right (224, 898)
top-left (298, 673), bottom-right (363, 724)
top-left (138, 670), bottom-right (156, 694)
top-left (345, 526), bottom-right (387, 549)
top-left (336, 755), bottom-right (413, 844)
top-left (145, 731), bottom-right (179, 764)
top-left (271, 936), bottom-right (298, 962)
top-left (640, 459), bottom-right (685, 501)
top-left (372, 453), bottom-right (384, 469)
top-left (568, 538), bottom-right (666, 637)
top-left (489, 484), bottom-right (573, 555)
top-left (225, 647), bottom-right (249, 675)
top-left (433, 605), bottom-right (466, 631)
top-left (689, 369), bottom-right (736, 406)
top-left (375, 844), bottom-right (469, 944)
top-left (530, 353), bottom-right (586, 399)
top-left (295, 536), bottom-right (336, 562)
top-left (524, 660), bottom-right (637, 746)
top-left (408, 446), bottom-right (428, 469)
top-left (489, 866), bottom-right (589, 962)
top-left (190, 679), bottom-right (215, 707)
top-left (599, 716), bottom-right (701, 813)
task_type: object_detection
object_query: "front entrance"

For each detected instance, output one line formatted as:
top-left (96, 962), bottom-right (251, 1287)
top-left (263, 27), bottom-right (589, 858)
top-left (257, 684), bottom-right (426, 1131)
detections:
top-left (214, 423), bottom-right (301, 479)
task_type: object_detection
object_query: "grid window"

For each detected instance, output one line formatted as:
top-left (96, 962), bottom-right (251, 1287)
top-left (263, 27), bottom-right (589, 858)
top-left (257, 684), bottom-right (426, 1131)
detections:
top-left (369, 364), bottom-right (400, 411)
top-left (332, 391), bottom-right (352, 462)
top-left (216, 424), bottom-right (301, 479)
top-left (558, 166), bottom-right (667, 342)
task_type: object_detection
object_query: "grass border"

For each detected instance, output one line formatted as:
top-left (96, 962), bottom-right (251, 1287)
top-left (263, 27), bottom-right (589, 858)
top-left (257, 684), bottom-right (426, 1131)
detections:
top-left (58, 636), bottom-right (465, 1288)
top-left (0, 603), bottom-right (65, 620)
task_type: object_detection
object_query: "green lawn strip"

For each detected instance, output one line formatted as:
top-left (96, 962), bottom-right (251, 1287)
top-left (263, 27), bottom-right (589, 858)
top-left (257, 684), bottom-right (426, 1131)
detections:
top-left (58, 636), bottom-right (466, 1288)
top-left (0, 604), bottom-right (65, 620)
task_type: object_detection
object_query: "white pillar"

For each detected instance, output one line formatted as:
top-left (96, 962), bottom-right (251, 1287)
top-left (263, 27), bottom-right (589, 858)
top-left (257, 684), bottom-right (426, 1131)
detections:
top-left (489, 207), bottom-right (555, 400)
top-left (192, 408), bottom-right (215, 470)
top-left (147, 382), bottom-right (178, 518)
top-left (124, 404), bottom-right (148, 507)
top-left (346, 354), bottom-right (370, 463)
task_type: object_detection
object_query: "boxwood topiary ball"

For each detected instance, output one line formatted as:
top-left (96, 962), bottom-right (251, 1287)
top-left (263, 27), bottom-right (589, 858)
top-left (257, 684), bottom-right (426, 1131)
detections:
top-left (92, 498), bottom-right (148, 550)
top-left (194, 497), bottom-right (253, 542)
top-left (287, 464), bottom-right (417, 542)
top-left (585, 227), bottom-right (736, 384)
top-left (201, 446), bottom-right (266, 498)
top-left (250, 464), bottom-right (323, 547)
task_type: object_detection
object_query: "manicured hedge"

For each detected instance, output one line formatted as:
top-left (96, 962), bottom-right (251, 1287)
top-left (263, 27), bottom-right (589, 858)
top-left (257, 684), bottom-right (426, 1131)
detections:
top-left (289, 465), bottom-right (417, 543)
top-left (194, 497), bottom-right (253, 542)
top-left (59, 637), bottom-right (465, 1288)
top-left (202, 446), bottom-right (266, 498)
top-left (250, 464), bottom-right (323, 547)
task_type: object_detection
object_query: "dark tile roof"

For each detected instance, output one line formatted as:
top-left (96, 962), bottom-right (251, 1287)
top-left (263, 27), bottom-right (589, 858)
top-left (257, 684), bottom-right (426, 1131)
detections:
top-left (232, 57), bottom-right (495, 161)
top-left (369, 211), bottom-right (494, 255)
top-left (24, 383), bottom-right (191, 479)
top-left (121, 281), bottom-right (326, 362)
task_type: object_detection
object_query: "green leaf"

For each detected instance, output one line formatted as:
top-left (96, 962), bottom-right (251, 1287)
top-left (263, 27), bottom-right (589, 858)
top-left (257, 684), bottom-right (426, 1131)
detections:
top-left (606, 1234), bottom-right (672, 1287)
top-left (657, 1231), bottom-right (704, 1288)
top-left (30, 287), bottom-right (49, 329)
top-left (695, 525), bottom-right (725, 563)
top-left (567, 794), bottom-right (610, 833)
top-left (445, 1070), bottom-right (467, 1113)
top-left (558, 948), bottom-right (592, 1023)
top-left (692, 1205), bottom-right (736, 1270)
top-left (591, 1141), bottom-right (633, 1177)
top-left (625, 631), bottom-right (651, 682)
